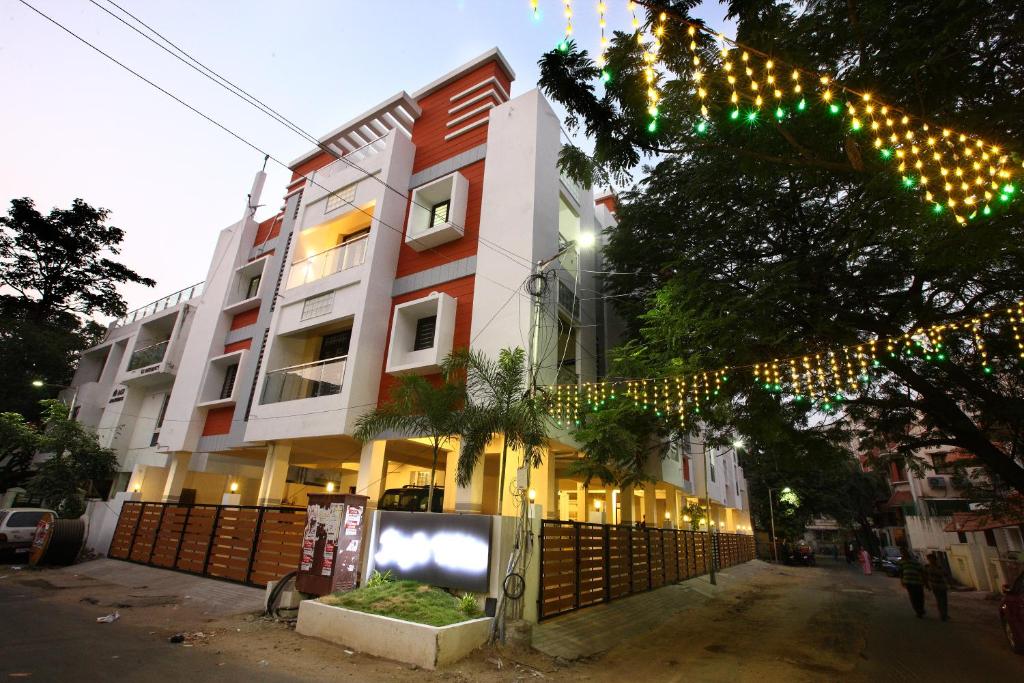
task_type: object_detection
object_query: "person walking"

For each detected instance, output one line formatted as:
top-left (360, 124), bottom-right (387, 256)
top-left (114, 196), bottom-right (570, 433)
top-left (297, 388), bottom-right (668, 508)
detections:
top-left (898, 549), bottom-right (927, 618)
top-left (925, 553), bottom-right (950, 621)
top-left (859, 546), bottom-right (873, 575)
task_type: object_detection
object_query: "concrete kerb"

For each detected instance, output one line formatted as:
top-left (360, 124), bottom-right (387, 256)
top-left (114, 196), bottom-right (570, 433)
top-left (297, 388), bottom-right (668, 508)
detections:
top-left (295, 599), bottom-right (492, 670)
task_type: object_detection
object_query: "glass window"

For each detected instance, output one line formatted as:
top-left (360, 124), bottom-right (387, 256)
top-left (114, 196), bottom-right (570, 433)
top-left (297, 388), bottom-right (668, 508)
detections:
top-left (246, 275), bottom-right (261, 299)
top-left (220, 364), bottom-right (239, 400)
top-left (429, 200), bottom-right (450, 227)
top-left (319, 331), bottom-right (352, 360)
top-left (413, 316), bottom-right (436, 351)
top-left (7, 511), bottom-right (46, 528)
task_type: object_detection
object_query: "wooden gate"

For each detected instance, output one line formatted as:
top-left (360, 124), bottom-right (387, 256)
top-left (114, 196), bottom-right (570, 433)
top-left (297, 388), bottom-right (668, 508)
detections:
top-left (538, 521), bottom-right (757, 620)
top-left (108, 502), bottom-right (304, 589)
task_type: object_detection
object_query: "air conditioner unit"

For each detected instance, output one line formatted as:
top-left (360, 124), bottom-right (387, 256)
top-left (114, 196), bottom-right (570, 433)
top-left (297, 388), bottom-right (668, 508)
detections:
top-left (926, 476), bottom-right (948, 489)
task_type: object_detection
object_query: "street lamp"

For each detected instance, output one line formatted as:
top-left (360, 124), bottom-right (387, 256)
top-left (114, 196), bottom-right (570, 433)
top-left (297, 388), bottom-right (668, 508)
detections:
top-left (32, 380), bottom-right (77, 418)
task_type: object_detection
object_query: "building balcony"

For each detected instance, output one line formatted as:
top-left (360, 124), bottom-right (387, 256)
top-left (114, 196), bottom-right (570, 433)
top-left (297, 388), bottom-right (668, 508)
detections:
top-left (127, 340), bottom-right (169, 371)
top-left (287, 233), bottom-right (368, 289)
top-left (260, 355), bottom-right (347, 405)
top-left (114, 282), bottom-right (204, 328)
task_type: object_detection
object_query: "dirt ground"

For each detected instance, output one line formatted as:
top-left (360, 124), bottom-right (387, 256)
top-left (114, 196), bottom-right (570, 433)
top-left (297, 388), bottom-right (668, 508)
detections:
top-left (3, 558), bottom-right (1023, 681)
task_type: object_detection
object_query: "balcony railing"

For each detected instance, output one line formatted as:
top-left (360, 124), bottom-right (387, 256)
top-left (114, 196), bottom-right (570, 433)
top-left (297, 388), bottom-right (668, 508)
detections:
top-left (127, 340), bottom-right (169, 371)
top-left (116, 282), bottom-right (204, 326)
top-left (261, 355), bottom-right (347, 404)
top-left (287, 234), bottom-right (368, 288)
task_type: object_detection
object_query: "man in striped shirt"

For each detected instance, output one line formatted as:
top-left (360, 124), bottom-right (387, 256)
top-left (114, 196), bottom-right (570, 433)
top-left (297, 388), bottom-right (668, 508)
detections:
top-left (898, 547), bottom-right (926, 618)
top-left (925, 552), bottom-right (951, 621)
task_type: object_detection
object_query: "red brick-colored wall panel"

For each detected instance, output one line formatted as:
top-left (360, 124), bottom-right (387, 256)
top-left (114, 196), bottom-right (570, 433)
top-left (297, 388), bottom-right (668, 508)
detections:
top-left (376, 275), bottom-right (475, 406)
top-left (224, 339), bottom-right (252, 354)
top-left (202, 406), bottom-right (234, 436)
top-left (290, 152), bottom-right (334, 183)
top-left (230, 309), bottom-right (259, 331)
top-left (411, 61), bottom-right (512, 174)
top-left (254, 215), bottom-right (283, 247)
top-left (596, 195), bottom-right (617, 215)
top-left (394, 160), bottom-right (485, 278)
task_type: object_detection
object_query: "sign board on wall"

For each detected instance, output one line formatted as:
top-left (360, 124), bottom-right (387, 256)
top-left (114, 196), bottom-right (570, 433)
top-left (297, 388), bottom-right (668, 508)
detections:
top-left (372, 511), bottom-right (492, 593)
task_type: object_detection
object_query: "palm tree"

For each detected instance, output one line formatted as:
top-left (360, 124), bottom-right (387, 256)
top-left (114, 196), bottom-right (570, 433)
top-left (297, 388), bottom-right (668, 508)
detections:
top-left (443, 347), bottom-right (548, 512)
top-left (353, 375), bottom-right (465, 511)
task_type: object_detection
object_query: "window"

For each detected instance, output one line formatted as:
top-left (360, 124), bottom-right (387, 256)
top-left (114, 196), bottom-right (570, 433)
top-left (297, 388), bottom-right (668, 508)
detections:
top-left (246, 274), bottom-right (262, 299)
top-left (6, 511), bottom-right (46, 528)
top-left (984, 529), bottom-right (997, 547)
top-left (339, 227), bottom-right (370, 244)
top-left (325, 183), bottom-right (357, 213)
top-left (300, 292), bottom-right (334, 321)
top-left (413, 316), bottom-right (436, 351)
top-left (429, 200), bottom-right (450, 227)
top-left (220, 364), bottom-right (239, 400)
top-left (710, 462), bottom-right (716, 482)
top-left (150, 393), bottom-right (170, 446)
top-left (410, 471), bottom-right (430, 486)
top-left (683, 458), bottom-right (690, 481)
top-left (319, 331), bottom-right (351, 360)
top-left (957, 531), bottom-right (967, 543)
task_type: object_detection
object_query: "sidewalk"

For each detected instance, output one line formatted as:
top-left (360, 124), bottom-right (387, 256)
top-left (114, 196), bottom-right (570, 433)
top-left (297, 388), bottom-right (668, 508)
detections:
top-left (532, 560), bottom-right (770, 659)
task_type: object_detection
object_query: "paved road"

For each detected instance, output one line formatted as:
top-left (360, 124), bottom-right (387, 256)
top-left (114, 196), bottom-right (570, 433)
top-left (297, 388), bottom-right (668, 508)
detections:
top-left (0, 579), bottom-right (303, 682)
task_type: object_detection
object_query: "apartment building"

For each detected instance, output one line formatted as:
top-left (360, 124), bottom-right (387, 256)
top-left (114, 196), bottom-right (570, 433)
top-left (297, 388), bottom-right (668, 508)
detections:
top-left (62, 49), bottom-right (749, 535)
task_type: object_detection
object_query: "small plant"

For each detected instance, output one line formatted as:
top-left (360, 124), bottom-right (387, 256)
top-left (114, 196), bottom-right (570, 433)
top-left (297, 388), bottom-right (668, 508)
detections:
top-left (365, 569), bottom-right (394, 588)
top-left (457, 593), bottom-right (480, 616)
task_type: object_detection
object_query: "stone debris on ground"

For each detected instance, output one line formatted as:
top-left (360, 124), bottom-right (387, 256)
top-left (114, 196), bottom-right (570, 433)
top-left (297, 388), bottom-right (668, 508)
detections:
top-left (95, 611), bottom-right (120, 623)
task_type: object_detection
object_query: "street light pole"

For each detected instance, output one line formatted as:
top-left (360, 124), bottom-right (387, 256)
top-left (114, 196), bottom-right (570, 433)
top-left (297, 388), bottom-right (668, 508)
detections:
top-left (703, 442), bottom-right (717, 586)
top-left (767, 486), bottom-right (779, 563)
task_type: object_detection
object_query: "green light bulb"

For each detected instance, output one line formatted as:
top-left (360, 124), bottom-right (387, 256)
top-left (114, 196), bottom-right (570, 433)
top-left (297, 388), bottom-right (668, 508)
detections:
top-left (647, 119), bottom-right (657, 133)
top-left (983, 205), bottom-right (991, 215)
top-left (933, 203), bottom-right (943, 214)
top-left (775, 107), bottom-right (785, 119)
top-left (902, 176), bottom-right (916, 188)
top-left (1000, 193), bottom-right (1010, 202)
top-left (881, 149), bottom-right (892, 159)
top-left (851, 119), bottom-right (862, 131)
top-left (730, 109), bottom-right (740, 120)
top-left (797, 98), bottom-right (806, 111)
top-left (984, 367), bottom-right (992, 374)
top-left (601, 69), bottom-right (610, 83)
top-left (1004, 183), bottom-right (1016, 194)
top-left (747, 111), bottom-right (758, 122)
top-left (829, 104), bottom-right (840, 114)
top-left (696, 121), bottom-right (707, 134)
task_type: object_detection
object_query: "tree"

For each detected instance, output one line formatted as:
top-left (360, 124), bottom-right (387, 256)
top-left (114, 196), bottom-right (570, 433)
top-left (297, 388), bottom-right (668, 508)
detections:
top-left (443, 348), bottom-right (548, 512)
top-left (27, 400), bottom-right (118, 518)
top-left (0, 197), bottom-right (154, 418)
top-left (0, 412), bottom-right (40, 492)
top-left (538, 1), bottom-right (1024, 494)
top-left (353, 375), bottom-right (466, 510)
top-left (569, 401), bottom-right (669, 491)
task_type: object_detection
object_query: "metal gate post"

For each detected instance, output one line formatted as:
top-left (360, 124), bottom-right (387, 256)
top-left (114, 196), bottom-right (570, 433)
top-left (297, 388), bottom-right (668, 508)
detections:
top-left (173, 504), bottom-right (193, 568)
top-left (627, 526), bottom-right (634, 595)
top-left (124, 502), bottom-right (145, 560)
top-left (201, 505), bottom-right (223, 576)
top-left (646, 527), bottom-right (653, 590)
top-left (245, 506), bottom-right (268, 586)
top-left (148, 504), bottom-right (169, 563)
top-left (537, 521), bottom-right (545, 619)
top-left (661, 529), bottom-right (668, 585)
top-left (573, 522), bottom-right (581, 609)
top-left (603, 524), bottom-right (611, 603)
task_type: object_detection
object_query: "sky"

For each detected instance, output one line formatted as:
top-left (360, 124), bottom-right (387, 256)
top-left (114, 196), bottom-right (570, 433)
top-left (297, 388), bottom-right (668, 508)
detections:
top-left (1, 0), bottom-right (731, 317)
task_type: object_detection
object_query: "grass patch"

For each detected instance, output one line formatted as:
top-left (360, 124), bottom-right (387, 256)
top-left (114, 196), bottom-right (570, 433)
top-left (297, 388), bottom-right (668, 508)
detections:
top-left (319, 581), bottom-right (482, 627)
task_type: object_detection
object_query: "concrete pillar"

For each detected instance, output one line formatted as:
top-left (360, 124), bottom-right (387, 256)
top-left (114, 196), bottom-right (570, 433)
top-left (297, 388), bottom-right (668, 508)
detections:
top-left (126, 464), bottom-right (147, 495)
top-left (619, 485), bottom-right (634, 525)
top-left (575, 483), bottom-right (588, 522)
top-left (257, 441), bottom-right (291, 506)
top-left (500, 442), bottom-right (524, 517)
top-left (442, 444), bottom-right (459, 512)
top-left (354, 440), bottom-right (387, 510)
top-left (671, 490), bottom-right (684, 529)
top-left (643, 483), bottom-right (657, 528)
top-left (160, 452), bottom-right (191, 503)
top-left (558, 489), bottom-right (571, 521)
top-left (455, 442), bottom-right (485, 513)
top-left (605, 488), bottom-right (616, 525)
top-left (532, 448), bottom-right (557, 519)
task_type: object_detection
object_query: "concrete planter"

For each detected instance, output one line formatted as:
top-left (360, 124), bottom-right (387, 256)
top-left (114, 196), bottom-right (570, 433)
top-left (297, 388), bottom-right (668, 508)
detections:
top-left (295, 599), bottom-right (492, 669)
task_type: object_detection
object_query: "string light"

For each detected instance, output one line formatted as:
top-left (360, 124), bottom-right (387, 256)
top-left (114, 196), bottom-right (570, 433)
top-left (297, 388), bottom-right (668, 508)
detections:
top-left (528, 0), bottom-right (1018, 221)
top-left (542, 302), bottom-right (1023, 422)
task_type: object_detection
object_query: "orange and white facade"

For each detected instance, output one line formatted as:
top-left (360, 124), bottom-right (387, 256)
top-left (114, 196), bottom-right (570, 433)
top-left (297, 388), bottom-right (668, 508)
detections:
top-left (65, 49), bottom-right (749, 533)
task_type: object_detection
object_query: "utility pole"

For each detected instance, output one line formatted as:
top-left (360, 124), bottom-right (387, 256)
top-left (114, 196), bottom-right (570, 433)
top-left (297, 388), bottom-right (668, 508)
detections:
top-left (767, 487), bottom-right (779, 563)
top-left (703, 442), bottom-right (717, 586)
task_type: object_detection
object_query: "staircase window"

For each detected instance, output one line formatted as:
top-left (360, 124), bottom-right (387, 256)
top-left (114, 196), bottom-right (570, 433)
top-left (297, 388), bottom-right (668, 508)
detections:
top-left (220, 364), bottom-right (239, 400)
top-left (413, 316), bottom-right (436, 351)
top-left (429, 200), bottom-right (450, 227)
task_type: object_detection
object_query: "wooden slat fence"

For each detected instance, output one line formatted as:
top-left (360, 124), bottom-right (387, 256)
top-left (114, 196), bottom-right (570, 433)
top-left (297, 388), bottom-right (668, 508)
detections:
top-left (539, 521), bottom-right (756, 620)
top-left (107, 501), bottom-right (303, 589)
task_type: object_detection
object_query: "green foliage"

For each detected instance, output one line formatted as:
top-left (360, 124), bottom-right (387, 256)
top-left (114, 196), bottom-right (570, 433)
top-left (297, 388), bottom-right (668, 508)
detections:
top-left (538, 1), bottom-right (1024, 496)
top-left (354, 374), bottom-right (466, 510)
top-left (0, 411), bottom-right (41, 492)
top-left (443, 348), bottom-right (548, 508)
top-left (365, 569), bottom-right (394, 588)
top-left (457, 593), bottom-right (480, 617)
top-left (24, 400), bottom-right (118, 517)
top-left (569, 401), bottom-right (669, 489)
top-left (0, 197), bottom-right (153, 418)
top-left (320, 581), bottom-right (478, 627)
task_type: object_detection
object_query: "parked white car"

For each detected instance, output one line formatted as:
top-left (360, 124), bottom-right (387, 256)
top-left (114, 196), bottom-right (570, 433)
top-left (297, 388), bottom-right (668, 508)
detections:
top-left (0, 508), bottom-right (56, 557)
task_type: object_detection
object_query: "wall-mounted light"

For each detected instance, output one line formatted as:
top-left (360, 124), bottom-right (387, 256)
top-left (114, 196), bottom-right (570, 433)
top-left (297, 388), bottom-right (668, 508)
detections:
top-left (528, 489), bottom-right (536, 502)
top-left (664, 511), bottom-right (671, 520)
top-left (594, 499), bottom-right (602, 511)
top-left (326, 482), bottom-right (336, 493)
top-left (577, 232), bottom-right (596, 249)
top-left (229, 481), bottom-right (239, 493)
top-left (132, 484), bottom-right (141, 493)
top-left (683, 514), bottom-right (691, 522)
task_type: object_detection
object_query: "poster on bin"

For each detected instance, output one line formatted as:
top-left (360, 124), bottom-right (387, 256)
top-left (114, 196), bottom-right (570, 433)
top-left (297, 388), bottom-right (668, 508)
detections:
top-left (371, 511), bottom-right (492, 593)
